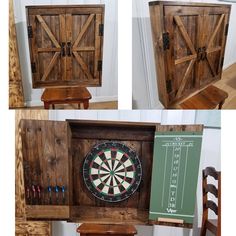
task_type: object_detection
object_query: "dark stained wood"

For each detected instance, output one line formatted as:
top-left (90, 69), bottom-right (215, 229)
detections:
top-left (70, 121), bottom-right (157, 222)
top-left (20, 119), bottom-right (205, 225)
top-left (179, 85), bottom-right (228, 109)
top-left (20, 119), bottom-right (72, 219)
top-left (41, 87), bottom-right (92, 109)
top-left (149, 1), bottom-right (231, 108)
top-left (71, 206), bottom-right (149, 225)
top-left (77, 223), bottom-right (137, 235)
top-left (26, 5), bottom-right (104, 88)
top-left (26, 205), bottom-right (70, 220)
top-left (200, 167), bottom-right (221, 236)
top-left (15, 111), bottom-right (51, 236)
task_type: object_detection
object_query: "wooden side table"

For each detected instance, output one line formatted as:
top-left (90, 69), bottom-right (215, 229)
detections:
top-left (41, 87), bottom-right (92, 109)
top-left (77, 223), bottom-right (137, 236)
top-left (179, 85), bottom-right (228, 109)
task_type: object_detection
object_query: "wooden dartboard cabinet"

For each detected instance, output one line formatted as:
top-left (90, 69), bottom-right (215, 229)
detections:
top-left (26, 5), bottom-right (104, 88)
top-left (20, 119), bottom-right (157, 224)
top-left (20, 119), bottom-right (203, 226)
top-left (149, 1), bottom-right (231, 108)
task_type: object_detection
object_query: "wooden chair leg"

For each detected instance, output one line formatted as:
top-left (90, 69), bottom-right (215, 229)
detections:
top-left (44, 102), bottom-right (50, 109)
top-left (78, 102), bottom-right (81, 109)
top-left (52, 104), bottom-right (55, 109)
top-left (83, 100), bottom-right (89, 109)
top-left (218, 100), bottom-right (225, 110)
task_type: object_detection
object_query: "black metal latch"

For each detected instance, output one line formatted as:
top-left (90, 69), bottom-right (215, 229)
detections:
top-left (31, 62), bottom-right (36, 73)
top-left (166, 80), bottom-right (172, 93)
top-left (197, 46), bottom-right (207, 61)
top-left (99, 24), bottom-right (104, 36)
top-left (27, 26), bottom-right (33, 38)
top-left (163, 32), bottom-right (170, 50)
top-left (97, 60), bottom-right (103, 71)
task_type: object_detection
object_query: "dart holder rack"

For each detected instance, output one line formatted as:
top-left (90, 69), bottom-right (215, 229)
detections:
top-left (20, 119), bottom-right (202, 227)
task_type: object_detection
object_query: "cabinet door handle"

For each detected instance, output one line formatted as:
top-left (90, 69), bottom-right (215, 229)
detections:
top-left (67, 42), bottom-right (71, 57)
top-left (61, 42), bottom-right (66, 57)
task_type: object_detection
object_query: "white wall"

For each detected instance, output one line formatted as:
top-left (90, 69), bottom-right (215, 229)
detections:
top-left (133, 0), bottom-right (236, 109)
top-left (13, 0), bottom-right (118, 107)
top-left (48, 110), bottom-right (221, 236)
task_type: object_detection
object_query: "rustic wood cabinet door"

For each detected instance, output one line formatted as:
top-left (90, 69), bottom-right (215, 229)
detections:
top-left (149, 2), bottom-right (231, 108)
top-left (66, 8), bottom-right (103, 86)
top-left (20, 119), bottom-right (72, 219)
top-left (27, 6), bottom-right (104, 88)
top-left (163, 5), bottom-right (230, 103)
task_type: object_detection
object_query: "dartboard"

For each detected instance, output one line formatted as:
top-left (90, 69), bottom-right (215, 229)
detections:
top-left (83, 141), bottom-right (142, 202)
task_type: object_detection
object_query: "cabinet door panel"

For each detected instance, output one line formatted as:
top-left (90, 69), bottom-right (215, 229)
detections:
top-left (163, 12), bottom-right (199, 102)
top-left (162, 4), bottom-right (230, 106)
top-left (27, 6), bottom-right (104, 88)
top-left (68, 10), bottom-right (103, 86)
top-left (20, 119), bottom-right (72, 220)
top-left (28, 9), bottom-right (66, 88)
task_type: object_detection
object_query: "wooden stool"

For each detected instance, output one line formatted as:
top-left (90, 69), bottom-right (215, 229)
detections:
top-left (41, 87), bottom-right (92, 109)
top-left (179, 85), bottom-right (228, 109)
top-left (77, 223), bottom-right (137, 236)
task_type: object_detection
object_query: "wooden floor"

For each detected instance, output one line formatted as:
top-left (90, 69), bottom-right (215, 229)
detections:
top-left (27, 101), bottom-right (118, 110)
top-left (215, 63), bottom-right (236, 109)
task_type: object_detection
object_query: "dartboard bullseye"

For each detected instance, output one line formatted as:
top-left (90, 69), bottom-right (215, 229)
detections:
top-left (83, 141), bottom-right (142, 202)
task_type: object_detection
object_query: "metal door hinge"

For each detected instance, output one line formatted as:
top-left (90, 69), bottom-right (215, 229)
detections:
top-left (28, 26), bottom-right (33, 38)
top-left (99, 24), bottom-right (104, 36)
top-left (166, 80), bottom-right (172, 93)
top-left (225, 24), bottom-right (229, 36)
top-left (163, 32), bottom-right (170, 50)
top-left (31, 62), bottom-right (36, 73)
top-left (97, 60), bottom-right (103, 71)
top-left (221, 57), bottom-right (224, 68)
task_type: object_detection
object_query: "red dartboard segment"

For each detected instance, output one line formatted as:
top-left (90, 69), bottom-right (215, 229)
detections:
top-left (83, 141), bottom-right (142, 202)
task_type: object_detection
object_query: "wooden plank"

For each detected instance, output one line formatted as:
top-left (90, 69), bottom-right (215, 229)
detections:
top-left (16, 111), bottom-right (49, 219)
top-left (26, 205), bottom-right (70, 219)
top-left (176, 59), bottom-right (196, 98)
top-left (36, 15), bottom-right (60, 48)
top-left (73, 51), bottom-right (94, 80)
top-left (149, 4), bottom-right (168, 107)
top-left (37, 48), bottom-right (61, 52)
top-left (70, 206), bottom-right (149, 225)
top-left (207, 14), bottom-right (225, 49)
top-left (174, 16), bottom-right (196, 55)
top-left (41, 52), bottom-right (60, 81)
top-left (73, 14), bottom-right (95, 47)
top-left (174, 54), bottom-right (197, 65)
top-left (9, 0), bottom-right (24, 108)
top-left (73, 46), bottom-right (95, 51)
top-left (16, 220), bottom-right (51, 235)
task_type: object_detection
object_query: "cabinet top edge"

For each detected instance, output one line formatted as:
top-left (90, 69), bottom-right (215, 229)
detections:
top-left (67, 119), bottom-right (160, 128)
top-left (149, 1), bottom-right (231, 8)
top-left (26, 4), bottom-right (105, 9)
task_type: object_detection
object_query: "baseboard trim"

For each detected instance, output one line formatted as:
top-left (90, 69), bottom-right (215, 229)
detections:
top-left (26, 96), bottom-right (118, 107)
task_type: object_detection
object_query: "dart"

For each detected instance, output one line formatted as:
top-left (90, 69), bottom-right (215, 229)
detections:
top-left (55, 186), bottom-right (59, 204)
top-left (61, 186), bottom-right (65, 204)
top-left (32, 185), bottom-right (36, 205)
top-left (37, 185), bottom-right (41, 204)
top-left (26, 186), bottom-right (30, 202)
top-left (47, 186), bottom-right (52, 204)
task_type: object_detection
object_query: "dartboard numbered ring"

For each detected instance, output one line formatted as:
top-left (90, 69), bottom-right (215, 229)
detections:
top-left (83, 141), bottom-right (142, 202)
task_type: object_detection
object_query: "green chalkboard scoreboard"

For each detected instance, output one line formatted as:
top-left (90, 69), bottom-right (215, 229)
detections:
top-left (149, 128), bottom-right (203, 225)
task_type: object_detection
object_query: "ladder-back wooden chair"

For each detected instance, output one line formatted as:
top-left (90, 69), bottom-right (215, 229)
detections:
top-left (200, 167), bottom-right (221, 236)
